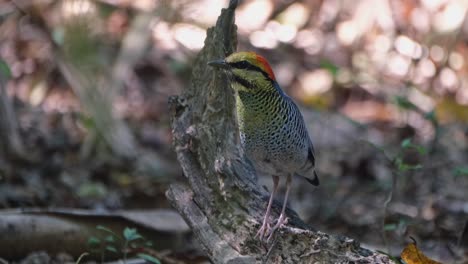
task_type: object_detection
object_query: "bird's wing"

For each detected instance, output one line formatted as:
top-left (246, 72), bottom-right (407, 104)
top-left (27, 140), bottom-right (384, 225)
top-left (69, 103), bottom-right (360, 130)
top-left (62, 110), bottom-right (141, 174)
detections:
top-left (284, 94), bottom-right (319, 186)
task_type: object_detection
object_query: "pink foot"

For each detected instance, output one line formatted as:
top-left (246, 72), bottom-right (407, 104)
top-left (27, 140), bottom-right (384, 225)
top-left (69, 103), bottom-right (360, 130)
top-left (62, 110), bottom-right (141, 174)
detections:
top-left (255, 220), bottom-right (271, 240)
top-left (266, 214), bottom-right (288, 242)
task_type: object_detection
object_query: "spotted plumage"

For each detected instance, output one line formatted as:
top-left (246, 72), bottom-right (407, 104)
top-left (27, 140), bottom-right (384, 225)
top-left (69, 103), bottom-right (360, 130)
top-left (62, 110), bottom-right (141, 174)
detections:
top-left (217, 52), bottom-right (318, 185)
top-left (208, 51), bottom-right (319, 241)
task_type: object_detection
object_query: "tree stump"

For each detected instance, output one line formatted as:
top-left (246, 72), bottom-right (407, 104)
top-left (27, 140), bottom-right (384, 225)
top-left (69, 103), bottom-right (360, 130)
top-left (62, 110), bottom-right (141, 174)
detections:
top-left (167, 1), bottom-right (391, 263)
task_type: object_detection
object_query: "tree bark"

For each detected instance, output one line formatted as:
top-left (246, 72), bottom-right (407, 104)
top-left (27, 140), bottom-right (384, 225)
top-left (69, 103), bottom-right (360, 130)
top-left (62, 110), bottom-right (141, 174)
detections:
top-left (0, 66), bottom-right (25, 160)
top-left (166, 1), bottom-right (391, 263)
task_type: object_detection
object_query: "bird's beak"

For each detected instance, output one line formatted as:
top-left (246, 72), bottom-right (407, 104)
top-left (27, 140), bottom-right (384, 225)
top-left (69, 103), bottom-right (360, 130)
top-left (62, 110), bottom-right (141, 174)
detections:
top-left (207, 59), bottom-right (229, 69)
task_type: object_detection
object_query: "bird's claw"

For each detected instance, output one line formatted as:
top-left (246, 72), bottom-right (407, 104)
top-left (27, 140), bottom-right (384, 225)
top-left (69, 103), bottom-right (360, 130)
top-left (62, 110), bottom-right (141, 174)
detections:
top-left (255, 221), bottom-right (271, 240)
top-left (266, 215), bottom-right (288, 242)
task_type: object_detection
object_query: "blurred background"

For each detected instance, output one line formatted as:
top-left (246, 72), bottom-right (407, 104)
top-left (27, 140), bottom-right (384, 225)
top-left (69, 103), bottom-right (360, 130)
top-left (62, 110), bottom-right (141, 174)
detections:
top-left (0, 0), bottom-right (467, 262)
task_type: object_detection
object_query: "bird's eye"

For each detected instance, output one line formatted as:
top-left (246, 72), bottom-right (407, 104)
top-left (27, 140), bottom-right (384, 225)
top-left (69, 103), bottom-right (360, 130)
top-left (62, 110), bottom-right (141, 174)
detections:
top-left (234, 61), bottom-right (250, 69)
top-left (240, 61), bottom-right (249, 68)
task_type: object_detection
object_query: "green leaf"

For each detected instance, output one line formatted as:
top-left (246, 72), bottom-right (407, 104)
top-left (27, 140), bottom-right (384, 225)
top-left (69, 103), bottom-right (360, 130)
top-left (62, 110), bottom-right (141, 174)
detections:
top-left (394, 96), bottom-right (417, 111)
top-left (0, 59), bottom-right (11, 78)
top-left (105, 245), bottom-right (118, 253)
top-left (52, 28), bottom-right (65, 46)
top-left (123, 227), bottom-right (143, 241)
top-left (96, 225), bottom-right (119, 238)
top-left (79, 114), bottom-right (95, 130)
top-left (145, 240), bottom-right (154, 247)
top-left (137, 253), bottom-right (161, 264)
top-left (87, 237), bottom-right (101, 248)
top-left (400, 138), bottom-right (427, 155)
top-left (105, 235), bottom-right (116, 243)
top-left (424, 110), bottom-right (437, 123)
top-left (454, 167), bottom-right (468, 177)
top-left (320, 60), bottom-right (339, 76)
top-left (413, 145), bottom-right (427, 155)
top-left (401, 138), bottom-right (412, 148)
top-left (395, 158), bottom-right (422, 172)
top-left (77, 182), bottom-right (108, 199)
top-left (384, 223), bottom-right (398, 231)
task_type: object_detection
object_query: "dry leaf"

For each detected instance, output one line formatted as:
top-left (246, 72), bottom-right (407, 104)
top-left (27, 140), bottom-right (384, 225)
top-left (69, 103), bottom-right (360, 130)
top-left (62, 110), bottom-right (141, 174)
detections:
top-left (400, 241), bottom-right (442, 264)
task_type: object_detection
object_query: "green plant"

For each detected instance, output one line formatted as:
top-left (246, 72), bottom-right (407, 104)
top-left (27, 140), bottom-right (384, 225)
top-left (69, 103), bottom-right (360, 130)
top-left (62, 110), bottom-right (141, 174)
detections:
top-left (453, 166), bottom-right (468, 178)
top-left (395, 138), bottom-right (426, 172)
top-left (393, 95), bottom-right (440, 153)
top-left (87, 225), bottom-right (160, 264)
top-left (365, 137), bottom-right (427, 254)
top-left (0, 59), bottom-right (11, 78)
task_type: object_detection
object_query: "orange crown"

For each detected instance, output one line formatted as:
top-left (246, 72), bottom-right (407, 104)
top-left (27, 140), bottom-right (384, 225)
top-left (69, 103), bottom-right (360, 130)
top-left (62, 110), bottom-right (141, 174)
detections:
top-left (249, 52), bottom-right (276, 81)
top-left (227, 52), bottom-right (276, 80)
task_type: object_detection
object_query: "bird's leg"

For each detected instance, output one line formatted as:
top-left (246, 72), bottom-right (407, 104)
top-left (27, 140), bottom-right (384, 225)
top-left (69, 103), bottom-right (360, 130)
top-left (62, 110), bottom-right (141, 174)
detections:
top-left (267, 174), bottom-right (292, 241)
top-left (255, 175), bottom-right (279, 240)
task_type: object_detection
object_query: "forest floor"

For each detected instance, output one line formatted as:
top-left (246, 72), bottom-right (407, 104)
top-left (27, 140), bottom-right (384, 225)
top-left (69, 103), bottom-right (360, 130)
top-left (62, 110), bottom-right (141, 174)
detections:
top-left (1, 0), bottom-right (467, 263)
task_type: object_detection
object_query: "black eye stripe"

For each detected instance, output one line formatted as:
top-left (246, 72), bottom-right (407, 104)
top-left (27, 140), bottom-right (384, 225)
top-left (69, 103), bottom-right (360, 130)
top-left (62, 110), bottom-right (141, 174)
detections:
top-left (229, 61), bottom-right (271, 79)
top-left (231, 61), bottom-right (250, 69)
top-left (233, 75), bottom-right (255, 89)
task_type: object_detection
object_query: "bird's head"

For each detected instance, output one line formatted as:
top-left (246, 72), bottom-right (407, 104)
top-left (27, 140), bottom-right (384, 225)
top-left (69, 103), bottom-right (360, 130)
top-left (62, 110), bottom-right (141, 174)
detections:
top-left (208, 52), bottom-right (276, 92)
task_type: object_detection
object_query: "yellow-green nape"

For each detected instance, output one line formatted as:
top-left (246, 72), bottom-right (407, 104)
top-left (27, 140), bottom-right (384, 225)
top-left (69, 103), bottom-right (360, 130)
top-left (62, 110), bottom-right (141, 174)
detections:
top-left (226, 52), bottom-right (276, 80)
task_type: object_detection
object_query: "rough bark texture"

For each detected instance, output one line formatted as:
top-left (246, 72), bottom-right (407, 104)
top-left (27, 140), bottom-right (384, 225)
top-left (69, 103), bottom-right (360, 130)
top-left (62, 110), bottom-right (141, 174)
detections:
top-left (167, 1), bottom-right (391, 263)
top-left (0, 66), bottom-right (25, 159)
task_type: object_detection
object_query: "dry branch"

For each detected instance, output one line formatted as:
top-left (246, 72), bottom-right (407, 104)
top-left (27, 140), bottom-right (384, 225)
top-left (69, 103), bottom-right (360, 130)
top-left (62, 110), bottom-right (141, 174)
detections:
top-left (166, 0), bottom-right (391, 263)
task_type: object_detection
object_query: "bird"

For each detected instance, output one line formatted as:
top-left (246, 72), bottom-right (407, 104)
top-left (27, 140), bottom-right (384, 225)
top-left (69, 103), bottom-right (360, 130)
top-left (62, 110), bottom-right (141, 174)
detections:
top-left (208, 51), bottom-right (319, 241)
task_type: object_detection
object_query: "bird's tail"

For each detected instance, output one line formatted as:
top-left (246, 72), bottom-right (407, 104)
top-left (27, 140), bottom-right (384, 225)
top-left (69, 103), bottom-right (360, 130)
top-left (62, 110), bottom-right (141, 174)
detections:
top-left (305, 170), bottom-right (319, 186)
